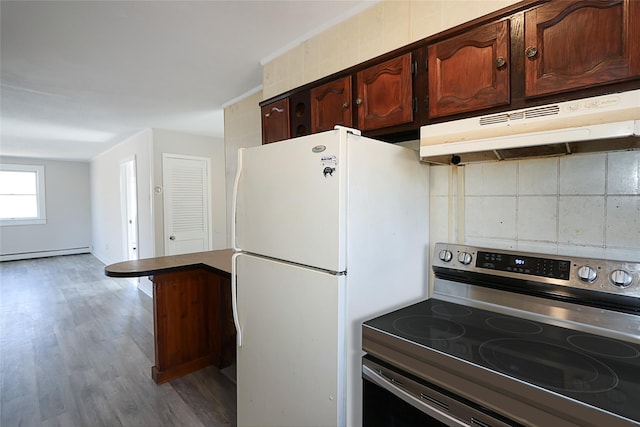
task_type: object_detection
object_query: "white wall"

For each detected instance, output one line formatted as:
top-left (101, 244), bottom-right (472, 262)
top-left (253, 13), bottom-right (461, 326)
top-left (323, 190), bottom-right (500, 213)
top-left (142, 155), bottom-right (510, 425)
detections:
top-left (90, 129), bottom-right (153, 266)
top-left (223, 91), bottom-right (263, 246)
top-left (151, 129), bottom-right (227, 254)
top-left (430, 151), bottom-right (640, 261)
top-left (0, 156), bottom-right (91, 261)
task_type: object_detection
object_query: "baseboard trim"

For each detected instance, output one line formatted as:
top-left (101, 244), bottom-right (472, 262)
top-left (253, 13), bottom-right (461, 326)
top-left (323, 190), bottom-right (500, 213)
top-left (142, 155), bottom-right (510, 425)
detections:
top-left (0, 247), bottom-right (91, 262)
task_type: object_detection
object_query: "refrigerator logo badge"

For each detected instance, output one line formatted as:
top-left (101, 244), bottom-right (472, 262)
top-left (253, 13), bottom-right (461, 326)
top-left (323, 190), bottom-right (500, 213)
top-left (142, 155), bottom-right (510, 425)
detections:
top-left (312, 145), bottom-right (326, 153)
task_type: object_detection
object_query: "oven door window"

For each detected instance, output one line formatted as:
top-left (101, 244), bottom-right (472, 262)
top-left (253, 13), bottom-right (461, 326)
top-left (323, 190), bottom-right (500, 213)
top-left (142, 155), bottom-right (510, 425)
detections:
top-left (363, 357), bottom-right (520, 427)
top-left (363, 376), bottom-right (449, 427)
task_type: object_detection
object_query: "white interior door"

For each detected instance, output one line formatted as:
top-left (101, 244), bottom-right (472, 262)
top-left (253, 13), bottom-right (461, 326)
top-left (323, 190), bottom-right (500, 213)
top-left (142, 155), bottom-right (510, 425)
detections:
top-left (162, 154), bottom-right (211, 255)
top-left (120, 156), bottom-right (139, 261)
top-left (236, 253), bottom-right (345, 427)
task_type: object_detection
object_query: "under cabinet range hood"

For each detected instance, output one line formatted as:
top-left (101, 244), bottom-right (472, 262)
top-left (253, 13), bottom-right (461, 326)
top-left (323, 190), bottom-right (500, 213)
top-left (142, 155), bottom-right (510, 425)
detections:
top-left (420, 90), bottom-right (640, 165)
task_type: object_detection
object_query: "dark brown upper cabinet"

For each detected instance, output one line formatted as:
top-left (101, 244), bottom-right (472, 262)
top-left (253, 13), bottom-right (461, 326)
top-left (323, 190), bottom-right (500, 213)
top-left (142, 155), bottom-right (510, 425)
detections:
top-left (310, 76), bottom-right (353, 133)
top-left (356, 53), bottom-right (414, 131)
top-left (428, 20), bottom-right (510, 118)
top-left (260, 0), bottom-right (640, 143)
top-left (261, 98), bottom-right (290, 144)
top-left (524, 0), bottom-right (640, 98)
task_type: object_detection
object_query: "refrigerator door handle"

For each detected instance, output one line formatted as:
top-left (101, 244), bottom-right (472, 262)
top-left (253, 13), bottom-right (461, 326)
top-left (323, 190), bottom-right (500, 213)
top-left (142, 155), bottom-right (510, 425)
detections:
top-left (231, 148), bottom-right (243, 251)
top-left (231, 252), bottom-right (243, 347)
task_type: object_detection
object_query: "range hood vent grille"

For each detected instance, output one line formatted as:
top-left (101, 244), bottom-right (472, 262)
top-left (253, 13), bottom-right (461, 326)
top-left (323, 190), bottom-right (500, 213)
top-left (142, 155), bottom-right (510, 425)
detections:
top-left (420, 90), bottom-right (640, 165)
top-left (479, 104), bottom-right (561, 127)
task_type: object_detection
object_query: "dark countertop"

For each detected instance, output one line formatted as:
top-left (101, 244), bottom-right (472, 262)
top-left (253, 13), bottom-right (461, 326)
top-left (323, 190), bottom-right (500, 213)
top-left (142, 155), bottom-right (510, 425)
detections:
top-left (104, 248), bottom-right (234, 278)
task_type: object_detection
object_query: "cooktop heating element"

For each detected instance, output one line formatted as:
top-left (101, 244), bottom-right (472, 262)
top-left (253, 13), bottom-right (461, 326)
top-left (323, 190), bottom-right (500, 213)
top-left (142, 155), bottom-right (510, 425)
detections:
top-left (363, 243), bottom-right (640, 427)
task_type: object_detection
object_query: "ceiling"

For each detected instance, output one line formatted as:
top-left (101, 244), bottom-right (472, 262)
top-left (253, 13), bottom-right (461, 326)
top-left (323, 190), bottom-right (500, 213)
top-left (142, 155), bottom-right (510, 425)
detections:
top-left (0, 0), bottom-right (374, 161)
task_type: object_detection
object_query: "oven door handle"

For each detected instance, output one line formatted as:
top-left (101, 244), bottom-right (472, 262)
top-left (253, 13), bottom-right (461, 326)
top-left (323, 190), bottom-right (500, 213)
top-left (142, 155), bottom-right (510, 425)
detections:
top-left (363, 364), bottom-right (470, 427)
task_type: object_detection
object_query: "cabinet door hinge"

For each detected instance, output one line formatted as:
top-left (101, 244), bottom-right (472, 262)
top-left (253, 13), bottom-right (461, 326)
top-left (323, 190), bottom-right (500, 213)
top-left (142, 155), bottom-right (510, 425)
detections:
top-left (411, 61), bottom-right (418, 76)
top-left (425, 59), bottom-right (429, 72)
top-left (424, 97), bottom-right (429, 108)
top-left (412, 97), bottom-right (418, 112)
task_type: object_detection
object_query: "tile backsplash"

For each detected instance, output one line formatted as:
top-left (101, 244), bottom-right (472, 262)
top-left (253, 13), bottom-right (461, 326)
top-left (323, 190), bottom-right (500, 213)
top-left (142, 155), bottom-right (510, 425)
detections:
top-left (429, 150), bottom-right (640, 261)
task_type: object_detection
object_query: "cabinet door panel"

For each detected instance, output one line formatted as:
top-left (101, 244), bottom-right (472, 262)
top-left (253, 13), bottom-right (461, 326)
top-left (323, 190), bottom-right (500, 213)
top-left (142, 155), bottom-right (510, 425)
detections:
top-left (261, 98), bottom-right (290, 144)
top-left (524, 0), bottom-right (640, 97)
top-left (428, 20), bottom-right (510, 118)
top-left (357, 54), bottom-right (413, 130)
top-left (310, 76), bottom-right (352, 133)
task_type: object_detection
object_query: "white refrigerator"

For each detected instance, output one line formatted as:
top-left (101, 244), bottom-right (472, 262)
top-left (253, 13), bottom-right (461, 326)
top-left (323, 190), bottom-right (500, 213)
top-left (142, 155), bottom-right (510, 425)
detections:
top-left (232, 127), bottom-right (429, 427)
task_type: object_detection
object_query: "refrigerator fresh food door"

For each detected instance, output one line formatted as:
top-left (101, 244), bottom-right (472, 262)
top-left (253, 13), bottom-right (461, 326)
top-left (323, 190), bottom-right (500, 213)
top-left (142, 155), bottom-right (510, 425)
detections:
top-left (235, 253), bottom-right (346, 427)
top-left (234, 128), bottom-right (347, 272)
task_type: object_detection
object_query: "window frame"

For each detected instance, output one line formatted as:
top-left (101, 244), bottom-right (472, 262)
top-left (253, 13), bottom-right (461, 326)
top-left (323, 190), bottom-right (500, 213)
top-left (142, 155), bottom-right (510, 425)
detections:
top-left (0, 163), bottom-right (47, 226)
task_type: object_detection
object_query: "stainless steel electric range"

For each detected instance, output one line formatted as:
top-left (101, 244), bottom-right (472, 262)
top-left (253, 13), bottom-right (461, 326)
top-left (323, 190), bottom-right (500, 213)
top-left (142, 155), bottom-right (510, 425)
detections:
top-left (362, 243), bottom-right (640, 427)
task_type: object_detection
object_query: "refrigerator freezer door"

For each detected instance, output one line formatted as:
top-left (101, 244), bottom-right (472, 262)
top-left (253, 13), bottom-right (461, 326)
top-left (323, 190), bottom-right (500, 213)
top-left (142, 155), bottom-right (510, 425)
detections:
top-left (236, 253), bottom-right (346, 427)
top-left (235, 129), bottom-right (347, 272)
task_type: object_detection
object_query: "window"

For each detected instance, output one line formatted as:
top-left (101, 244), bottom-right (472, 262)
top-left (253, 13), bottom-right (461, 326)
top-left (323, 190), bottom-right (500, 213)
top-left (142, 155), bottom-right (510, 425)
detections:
top-left (0, 164), bottom-right (46, 225)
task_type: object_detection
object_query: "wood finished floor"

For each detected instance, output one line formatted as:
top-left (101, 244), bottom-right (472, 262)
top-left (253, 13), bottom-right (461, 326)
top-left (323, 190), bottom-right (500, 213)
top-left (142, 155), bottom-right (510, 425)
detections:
top-left (0, 254), bottom-right (236, 427)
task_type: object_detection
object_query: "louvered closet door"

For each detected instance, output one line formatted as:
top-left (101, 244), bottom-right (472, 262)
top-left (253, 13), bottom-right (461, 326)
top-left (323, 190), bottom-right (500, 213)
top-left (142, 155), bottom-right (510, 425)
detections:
top-left (162, 154), bottom-right (210, 255)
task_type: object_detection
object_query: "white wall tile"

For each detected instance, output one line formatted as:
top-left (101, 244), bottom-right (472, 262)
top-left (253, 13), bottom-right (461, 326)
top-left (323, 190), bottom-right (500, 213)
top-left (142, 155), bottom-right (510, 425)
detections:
top-left (559, 154), bottom-right (606, 195)
top-left (557, 243), bottom-right (605, 259)
top-left (465, 237), bottom-right (516, 251)
top-left (606, 196), bottom-right (640, 249)
top-left (605, 247), bottom-right (640, 262)
top-left (464, 164), bottom-right (483, 196)
top-left (515, 241), bottom-right (558, 255)
top-left (336, 20), bottom-right (359, 71)
top-left (607, 151), bottom-right (640, 195)
top-left (483, 197), bottom-right (517, 239)
top-left (558, 196), bottom-right (605, 246)
top-left (518, 157), bottom-right (558, 195)
top-left (517, 196), bottom-right (557, 242)
top-left (481, 162), bottom-right (518, 195)
top-left (381, 1), bottom-right (412, 52)
top-left (410, 0), bottom-right (444, 41)
top-left (442, 1), bottom-right (483, 29)
top-left (464, 196), bottom-right (484, 238)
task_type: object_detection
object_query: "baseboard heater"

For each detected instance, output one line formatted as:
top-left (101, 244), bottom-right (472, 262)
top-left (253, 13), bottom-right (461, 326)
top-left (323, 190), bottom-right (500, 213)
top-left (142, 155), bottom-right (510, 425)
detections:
top-left (0, 247), bottom-right (91, 262)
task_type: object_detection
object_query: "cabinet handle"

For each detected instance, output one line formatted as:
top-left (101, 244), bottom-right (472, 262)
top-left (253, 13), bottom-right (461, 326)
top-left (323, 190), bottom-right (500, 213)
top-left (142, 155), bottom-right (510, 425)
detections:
top-left (355, 98), bottom-right (363, 105)
top-left (264, 107), bottom-right (284, 118)
top-left (342, 102), bottom-right (349, 109)
top-left (169, 235), bottom-right (176, 240)
top-left (495, 57), bottom-right (507, 69)
top-left (525, 46), bottom-right (538, 59)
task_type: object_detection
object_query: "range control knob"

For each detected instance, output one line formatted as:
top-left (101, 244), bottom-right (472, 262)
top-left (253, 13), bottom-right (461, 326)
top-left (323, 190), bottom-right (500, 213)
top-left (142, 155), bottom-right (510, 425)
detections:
top-left (439, 249), bottom-right (453, 262)
top-left (610, 269), bottom-right (633, 288)
top-left (458, 252), bottom-right (472, 265)
top-left (577, 265), bottom-right (597, 283)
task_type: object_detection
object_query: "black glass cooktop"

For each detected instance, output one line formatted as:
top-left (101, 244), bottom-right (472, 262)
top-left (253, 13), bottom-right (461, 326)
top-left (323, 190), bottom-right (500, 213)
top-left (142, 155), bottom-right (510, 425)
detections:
top-left (363, 299), bottom-right (640, 424)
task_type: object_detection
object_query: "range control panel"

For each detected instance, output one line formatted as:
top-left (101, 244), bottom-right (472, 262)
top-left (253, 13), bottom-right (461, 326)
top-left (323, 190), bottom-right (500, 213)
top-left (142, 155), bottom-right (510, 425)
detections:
top-left (433, 243), bottom-right (640, 298)
top-left (476, 251), bottom-right (570, 280)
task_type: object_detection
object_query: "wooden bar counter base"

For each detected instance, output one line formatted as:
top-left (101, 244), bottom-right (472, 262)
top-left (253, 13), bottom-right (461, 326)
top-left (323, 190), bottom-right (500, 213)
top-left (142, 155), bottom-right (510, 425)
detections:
top-left (105, 249), bottom-right (236, 384)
